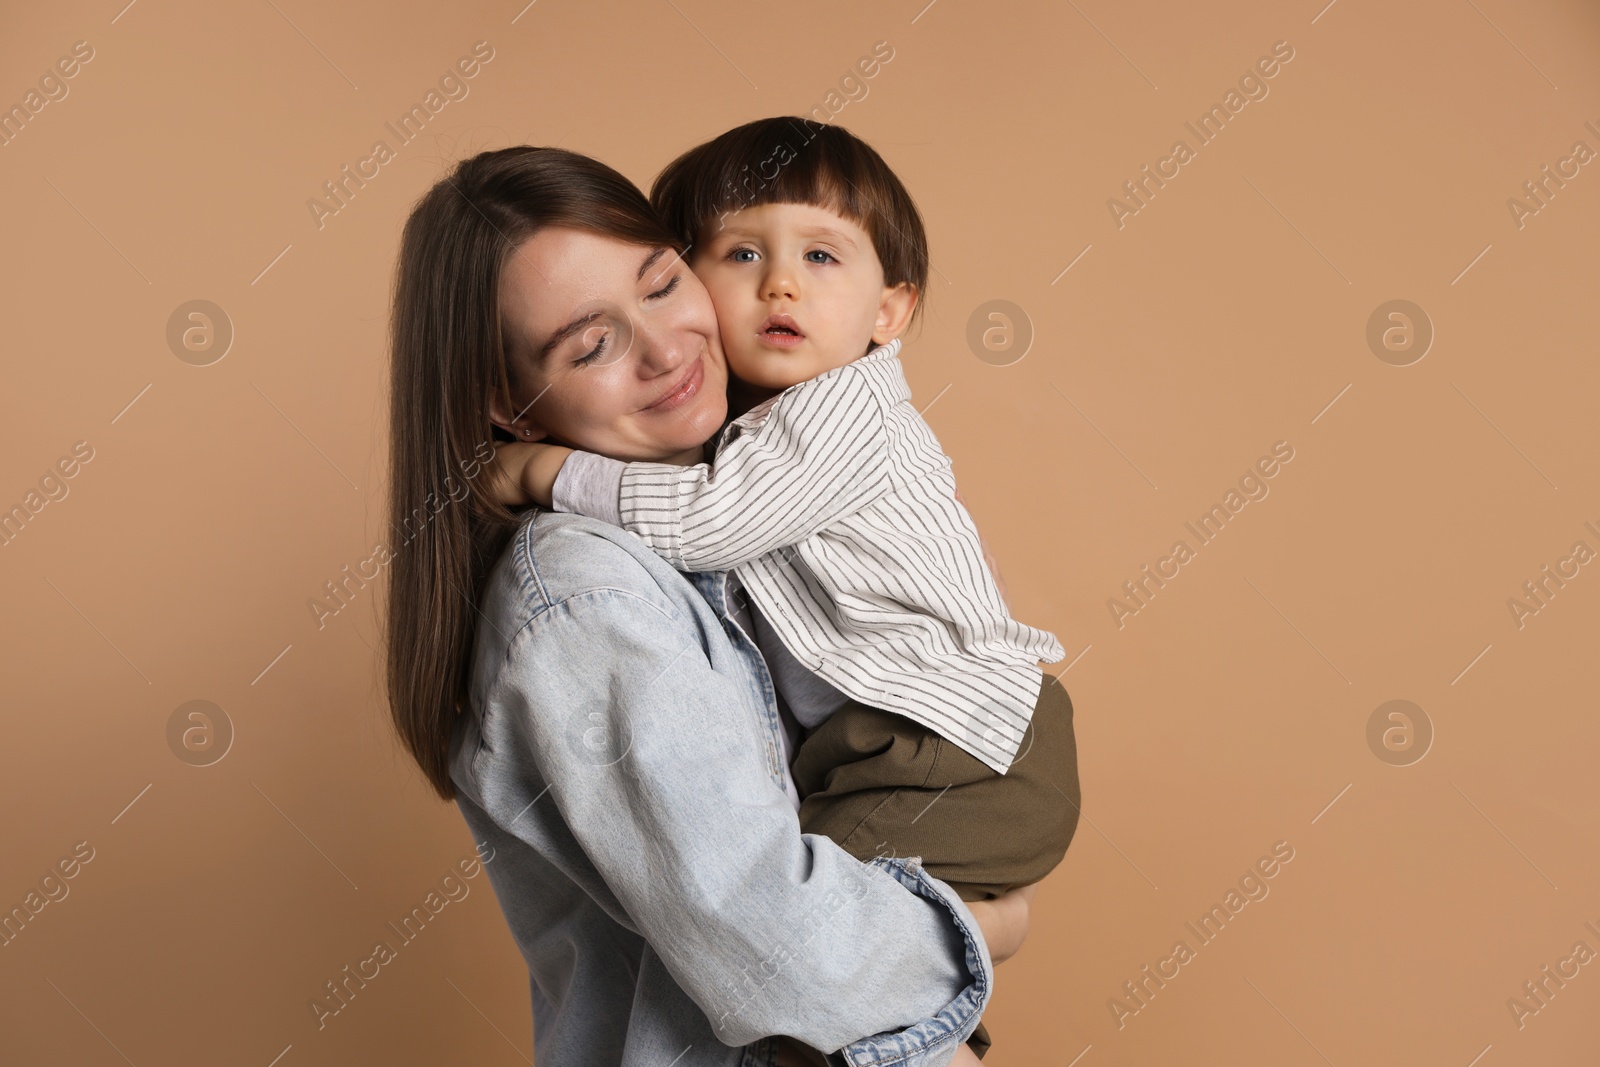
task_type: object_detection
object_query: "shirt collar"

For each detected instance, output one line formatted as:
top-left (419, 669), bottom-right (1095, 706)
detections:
top-left (866, 337), bottom-right (902, 361)
top-left (725, 338), bottom-right (904, 434)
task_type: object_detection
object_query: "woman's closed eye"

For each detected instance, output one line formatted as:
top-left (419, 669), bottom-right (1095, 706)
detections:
top-left (575, 327), bottom-right (611, 366)
top-left (645, 274), bottom-right (681, 301)
top-left (572, 275), bottom-right (683, 366)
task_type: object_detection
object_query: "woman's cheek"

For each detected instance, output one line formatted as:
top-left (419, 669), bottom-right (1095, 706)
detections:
top-left (532, 378), bottom-right (605, 454)
top-left (569, 371), bottom-right (627, 442)
top-left (678, 272), bottom-right (723, 337)
top-left (699, 322), bottom-right (729, 386)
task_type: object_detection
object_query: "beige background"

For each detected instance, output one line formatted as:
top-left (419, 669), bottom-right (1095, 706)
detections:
top-left (2, 0), bottom-right (1598, 1063)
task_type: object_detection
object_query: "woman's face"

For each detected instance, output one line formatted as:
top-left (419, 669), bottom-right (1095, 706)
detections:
top-left (491, 227), bottom-right (729, 463)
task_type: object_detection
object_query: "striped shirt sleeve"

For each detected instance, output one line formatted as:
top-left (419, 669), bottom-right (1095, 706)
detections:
top-left (618, 369), bottom-right (894, 572)
top-left (550, 449), bottom-right (626, 527)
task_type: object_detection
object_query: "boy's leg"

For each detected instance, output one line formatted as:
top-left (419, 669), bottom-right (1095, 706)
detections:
top-left (786, 672), bottom-right (1080, 1061)
top-left (792, 671), bottom-right (1081, 900)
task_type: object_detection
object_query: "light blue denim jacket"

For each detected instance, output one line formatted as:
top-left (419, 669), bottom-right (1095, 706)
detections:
top-left (448, 510), bottom-right (993, 1067)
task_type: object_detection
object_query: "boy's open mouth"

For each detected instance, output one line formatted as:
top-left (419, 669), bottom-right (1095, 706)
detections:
top-left (758, 314), bottom-right (806, 346)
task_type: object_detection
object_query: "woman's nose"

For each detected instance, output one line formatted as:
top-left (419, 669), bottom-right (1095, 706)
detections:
top-left (635, 318), bottom-right (691, 376)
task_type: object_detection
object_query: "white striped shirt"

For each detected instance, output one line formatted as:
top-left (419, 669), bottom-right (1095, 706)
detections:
top-left (552, 339), bottom-right (1065, 773)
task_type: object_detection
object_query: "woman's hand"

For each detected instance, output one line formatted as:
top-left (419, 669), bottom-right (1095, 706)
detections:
top-left (949, 1042), bottom-right (985, 1067)
top-left (489, 442), bottom-right (572, 507)
top-left (964, 882), bottom-right (1038, 965)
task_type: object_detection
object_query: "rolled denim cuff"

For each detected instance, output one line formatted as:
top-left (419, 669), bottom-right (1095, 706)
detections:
top-left (835, 856), bottom-right (993, 1067)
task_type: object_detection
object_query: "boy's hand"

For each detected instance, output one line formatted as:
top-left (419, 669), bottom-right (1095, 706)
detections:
top-left (489, 442), bottom-right (573, 507)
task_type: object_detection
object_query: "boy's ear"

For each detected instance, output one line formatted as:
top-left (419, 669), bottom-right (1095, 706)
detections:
top-left (871, 282), bottom-right (918, 345)
top-left (487, 382), bottom-right (550, 443)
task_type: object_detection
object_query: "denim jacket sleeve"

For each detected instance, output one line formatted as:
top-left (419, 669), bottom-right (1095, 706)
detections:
top-left (481, 549), bottom-right (991, 1063)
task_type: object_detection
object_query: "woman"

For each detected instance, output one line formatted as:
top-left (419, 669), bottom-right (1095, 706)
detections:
top-left (385, 146), bottom-right (1033, 1066)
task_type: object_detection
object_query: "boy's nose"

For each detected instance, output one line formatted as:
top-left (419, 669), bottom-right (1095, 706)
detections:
top-left (762, 266), bottom-right (798, 301)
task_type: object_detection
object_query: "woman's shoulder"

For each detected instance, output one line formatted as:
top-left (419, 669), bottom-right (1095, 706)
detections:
top-left (465, 511), bottom-right (711, 729)
top-left (483, 509), bottom-right (688, 628)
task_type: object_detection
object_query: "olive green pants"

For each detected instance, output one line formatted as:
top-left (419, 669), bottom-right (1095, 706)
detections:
top-left (779, 671), bottom-right (1081, 1063)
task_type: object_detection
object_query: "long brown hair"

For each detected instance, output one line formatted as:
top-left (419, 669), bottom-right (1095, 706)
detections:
top-left (387, 146), bottom-right (677, 800)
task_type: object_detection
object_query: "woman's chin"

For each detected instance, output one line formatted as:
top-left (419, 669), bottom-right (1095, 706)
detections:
top-left (618, 406), bottom-right (723, 462)
top-left (674, 391), bottom-right (728, 439)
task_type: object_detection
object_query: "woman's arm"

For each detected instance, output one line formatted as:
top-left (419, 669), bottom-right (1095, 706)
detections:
top-left (487, 577), bottom-right (989, 1057)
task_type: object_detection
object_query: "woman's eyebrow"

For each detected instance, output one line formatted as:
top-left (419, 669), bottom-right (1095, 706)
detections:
top-left (636, 246), bottom-right (668, 281)
top-left (538, 310), bottom-right (603, 360)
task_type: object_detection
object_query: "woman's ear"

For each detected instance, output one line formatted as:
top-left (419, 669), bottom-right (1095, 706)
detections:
top-left (487, 381), bottom-right (550, 442)
top-left (871, 282), bottom-right (919, 346)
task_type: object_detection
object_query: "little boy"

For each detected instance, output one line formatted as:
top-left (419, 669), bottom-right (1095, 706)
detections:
top-left (496, 117), bottom-right (1080, 1063)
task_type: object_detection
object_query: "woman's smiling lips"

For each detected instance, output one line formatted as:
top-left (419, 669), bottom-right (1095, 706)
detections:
top-left (644, 352), bottom-right (705, 412)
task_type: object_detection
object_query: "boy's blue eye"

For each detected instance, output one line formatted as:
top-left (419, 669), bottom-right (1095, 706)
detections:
top-left (805, 250), bottom-right (836, 264)
top-left (729, 249), bottom-right (758, 263)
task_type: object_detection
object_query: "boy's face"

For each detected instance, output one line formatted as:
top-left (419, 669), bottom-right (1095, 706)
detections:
top-left (690, 202), bottom-right (913, 392)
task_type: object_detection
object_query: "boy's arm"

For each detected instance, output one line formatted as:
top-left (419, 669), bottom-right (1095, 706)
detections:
top-left (550, 449), bottom-right (625, 525)
top-left (619, 373), bottom-right (893, 571)
top-left (544, 374), bottom-right (893, 571)
top-left (488, 442), bottom-right (573, 506)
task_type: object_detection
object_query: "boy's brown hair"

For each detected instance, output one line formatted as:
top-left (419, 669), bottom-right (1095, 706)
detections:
top-left (651, 117), bottom-right (929, 326)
